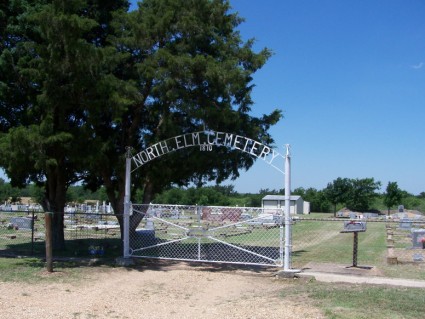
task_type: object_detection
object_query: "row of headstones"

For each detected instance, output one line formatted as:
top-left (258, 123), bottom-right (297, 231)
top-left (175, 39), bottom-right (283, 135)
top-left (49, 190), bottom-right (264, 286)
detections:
top-left (398, 217), bottom-right (425, 249)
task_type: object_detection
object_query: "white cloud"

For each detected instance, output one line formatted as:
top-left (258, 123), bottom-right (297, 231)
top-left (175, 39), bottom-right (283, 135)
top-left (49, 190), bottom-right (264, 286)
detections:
top-left (412, 62), bottom-right (424, 69)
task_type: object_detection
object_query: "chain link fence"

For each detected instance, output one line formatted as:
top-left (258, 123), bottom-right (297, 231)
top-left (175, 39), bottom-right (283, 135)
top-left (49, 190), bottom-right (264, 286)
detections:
top-left (0, 210), bottom-right (123, 257)
top-left (291, 217), bottom-right (425, 269)
top-left (2, 206), bottom-right (424, 271)
top-left (291, 218), bottom-right (386, 268)
top-left (0, 210), bottom-right (41, 255)
top-left (129, 204), bottom-right (284, 267)
top-left (63, 211), bottom-right (123, 257)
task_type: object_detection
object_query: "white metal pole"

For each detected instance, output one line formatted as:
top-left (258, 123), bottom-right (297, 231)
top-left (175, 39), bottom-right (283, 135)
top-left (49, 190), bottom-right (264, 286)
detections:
top-left (123, 147), bottom-right (131, 259)
top-left (279, 208), bottom-right (284, 267)
top-left (284, 144), bottom-right (291, 271)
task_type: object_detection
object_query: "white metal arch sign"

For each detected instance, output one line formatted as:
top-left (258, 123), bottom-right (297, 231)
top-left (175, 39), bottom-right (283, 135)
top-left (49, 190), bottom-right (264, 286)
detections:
top-left (131, 130), bottom-right (286, 175)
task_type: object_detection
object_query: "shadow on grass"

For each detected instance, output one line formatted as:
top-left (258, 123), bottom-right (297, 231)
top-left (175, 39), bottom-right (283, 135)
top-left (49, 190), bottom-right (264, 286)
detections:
top-left (2, 237), bottom-right (282, 275)
top-left (0, 237), bottom-right (124, 274)
top-left (1, 237), bottom-right (123, 258)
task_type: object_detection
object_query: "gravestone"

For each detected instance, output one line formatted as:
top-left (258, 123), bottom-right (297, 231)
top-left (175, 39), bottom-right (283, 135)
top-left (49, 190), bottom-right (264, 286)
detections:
top-left (10, 217), bottom-right (33, 230)
top-left (349, 212), bottom-right (357, 219)
top-left (413, 253), bottom-right (424, 262)
top-left (85, 213), bottom-right (101, 221)
top-left (145, 218), bottom-right (155, 230)
top-left (411, 228), bottom-right (425, 248)
top-left (398, 205), bottom-right (404, 213)
top-left (399, 218), bottom-right (412, 230)
top-left (363, 212), bottom-right (379, 219)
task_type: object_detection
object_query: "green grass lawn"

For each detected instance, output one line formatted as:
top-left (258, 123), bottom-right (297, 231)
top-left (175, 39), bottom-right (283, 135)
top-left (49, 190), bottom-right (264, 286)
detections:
top-left (291, 219), bottom-right (387, 267)
top-left (0, 257), bottom-right (89, 283)
top-left (282, 280), bottom-right (425, 319)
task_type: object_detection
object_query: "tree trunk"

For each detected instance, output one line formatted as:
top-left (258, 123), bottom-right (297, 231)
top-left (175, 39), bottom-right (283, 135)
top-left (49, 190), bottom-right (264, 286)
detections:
top-left (127, 180), bottom-right (154, 234)
top-left (105, 169), bottom-right (155, 241)
top-left (103, 169), bottom-right (150, 239)
top-left (107, 183), bottom-right (125, 240)
top-left (42, 165), bottom-right (67, 250)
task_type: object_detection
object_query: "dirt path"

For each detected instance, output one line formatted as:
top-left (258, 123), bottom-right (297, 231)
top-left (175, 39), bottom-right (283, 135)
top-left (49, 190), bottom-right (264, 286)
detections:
top-left (0, 262), bottom-right (324, 319)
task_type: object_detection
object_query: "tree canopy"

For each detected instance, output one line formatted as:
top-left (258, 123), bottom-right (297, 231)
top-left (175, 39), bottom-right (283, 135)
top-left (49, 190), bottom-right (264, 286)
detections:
top-left (323, 177), bottom-right (381, 213)
top-left (383, 181), bottom-right (403, 215)
top-left (324, 177), bottom-right (351, 216)
top-left (2, 177), bottom-right (425, 213)
top-left (344, 178), bottom-right (381, 212)
top-left (0, 0), bottom-right (282, 248)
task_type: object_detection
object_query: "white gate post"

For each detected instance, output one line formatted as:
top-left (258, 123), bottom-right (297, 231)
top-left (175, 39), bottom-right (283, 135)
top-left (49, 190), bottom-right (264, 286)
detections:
top-left (284, 144), bottom-right (292, 271)
top-left (123, 147), bottom-right (131, 259)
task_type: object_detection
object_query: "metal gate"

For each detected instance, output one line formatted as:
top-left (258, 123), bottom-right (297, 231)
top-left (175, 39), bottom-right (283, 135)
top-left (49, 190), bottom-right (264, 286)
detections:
top-left (128, 204), bottom-right (284, 267)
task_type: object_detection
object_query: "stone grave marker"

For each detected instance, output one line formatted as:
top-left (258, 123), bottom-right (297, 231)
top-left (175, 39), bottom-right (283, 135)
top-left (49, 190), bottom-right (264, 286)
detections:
top-left (399, 218), bottom-right (412, 230)
top-left (411, 228), bottom-right (425, 248)
top-left (10, 217), bottom-right (33, 230)
top-left (413, 253), bottom-right (424, 262)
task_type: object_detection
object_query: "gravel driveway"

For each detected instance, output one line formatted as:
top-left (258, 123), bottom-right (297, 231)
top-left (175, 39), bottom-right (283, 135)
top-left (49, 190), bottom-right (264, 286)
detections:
top-left (0, 261), bottom-right (324, 319)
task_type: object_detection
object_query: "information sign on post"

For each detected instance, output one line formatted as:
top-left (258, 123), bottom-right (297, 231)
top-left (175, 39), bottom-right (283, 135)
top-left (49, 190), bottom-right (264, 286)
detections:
top-left (340, 220), bottom-right (367, 267)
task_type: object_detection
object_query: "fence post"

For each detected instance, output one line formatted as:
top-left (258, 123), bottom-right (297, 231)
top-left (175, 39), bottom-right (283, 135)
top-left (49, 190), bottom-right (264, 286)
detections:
top-left (31, 210), bottom-right (35, 255)
top-left (284, 144), bottom-right (291, 271)
top-left (276, 144), bottom-right (302, 277)
top-left (45, 212), bottom-right (53, 272)
top-left (123, 147), bottom-right (132, 259)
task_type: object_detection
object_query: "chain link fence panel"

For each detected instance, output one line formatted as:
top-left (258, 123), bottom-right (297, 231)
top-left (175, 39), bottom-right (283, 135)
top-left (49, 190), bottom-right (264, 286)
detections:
top-left (291, 217), bottom-right (425, 269)
top-left (63, 211), bottom-right (123, 257)
top-left (0, 210), bottom-right (42, 255)
top-left (0, 210), bottom-right (123, 257)
top-left (129, 204), bottom-right (285, 267)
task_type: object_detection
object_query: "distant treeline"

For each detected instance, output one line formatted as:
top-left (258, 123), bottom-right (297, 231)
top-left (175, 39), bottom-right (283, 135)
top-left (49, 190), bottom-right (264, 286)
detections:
top-left (1, 178), bottom-right (424, 213)
top-left (153, 184), bottom-right (425, 213)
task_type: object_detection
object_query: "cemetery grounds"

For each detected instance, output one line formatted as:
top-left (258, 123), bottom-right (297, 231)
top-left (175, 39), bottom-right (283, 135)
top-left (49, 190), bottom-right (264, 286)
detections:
top-left (0, 257), bottom-right (424, 319)
top-left (1, 211), bottom-right (425, 318)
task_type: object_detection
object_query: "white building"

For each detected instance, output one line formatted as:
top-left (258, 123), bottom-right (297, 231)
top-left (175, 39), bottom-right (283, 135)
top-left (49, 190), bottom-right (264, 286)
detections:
top-left (262, 195), bottom-right (310, 215)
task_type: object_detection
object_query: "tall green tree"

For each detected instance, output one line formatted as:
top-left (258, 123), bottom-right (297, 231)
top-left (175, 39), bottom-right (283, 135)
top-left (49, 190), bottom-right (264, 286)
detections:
top-left (0, 0), bottom-right (130, 248)
top-left (383, 181), bottom-right (403, 215)
top-left (0, 0), bottom-right (282, 246)
top-left (82, 0), bottom-right (281, 233)
top-left (324, 177), bottom-right (351, 216)
top-left (345, 178), bottom-right (381, 212)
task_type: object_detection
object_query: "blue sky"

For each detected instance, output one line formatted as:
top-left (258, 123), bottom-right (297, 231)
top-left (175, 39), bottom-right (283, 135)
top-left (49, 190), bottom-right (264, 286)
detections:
top-left (133, 0), bottom-right (425, 194)
top-left (222, 0), bottom-right (425, 195)
top-left (126, 0), bottom-right (422, 195)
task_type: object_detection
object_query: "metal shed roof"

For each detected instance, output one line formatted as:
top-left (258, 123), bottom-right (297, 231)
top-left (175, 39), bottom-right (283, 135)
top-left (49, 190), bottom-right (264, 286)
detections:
top-left (262, 195), bottom-right (301, 201)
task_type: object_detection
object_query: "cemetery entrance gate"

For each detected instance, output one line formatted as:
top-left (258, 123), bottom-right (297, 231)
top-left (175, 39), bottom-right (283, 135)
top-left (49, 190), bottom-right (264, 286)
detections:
top-left (123, 130), bottom-right (293, 268)
top-left (129, 204), bottom-right (284, 266)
